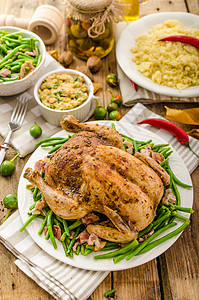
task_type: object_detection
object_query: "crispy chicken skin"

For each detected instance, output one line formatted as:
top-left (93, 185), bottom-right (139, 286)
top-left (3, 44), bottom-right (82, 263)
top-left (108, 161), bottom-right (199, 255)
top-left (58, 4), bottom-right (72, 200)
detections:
top-left (24, 115), bottom-right (167, 243)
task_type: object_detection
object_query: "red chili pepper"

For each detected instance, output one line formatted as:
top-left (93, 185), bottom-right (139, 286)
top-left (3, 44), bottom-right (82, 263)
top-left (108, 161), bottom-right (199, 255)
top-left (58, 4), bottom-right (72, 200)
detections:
top-left (130, 80), bottom-right (138, 92)
top-left (137, 118), bottom-right (199, 158)
top-left (159, 35), bottom-right (199, 49)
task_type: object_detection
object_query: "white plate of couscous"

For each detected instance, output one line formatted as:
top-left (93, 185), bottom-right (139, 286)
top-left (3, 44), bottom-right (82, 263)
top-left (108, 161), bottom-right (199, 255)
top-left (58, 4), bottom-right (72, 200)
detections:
top-left (116, 12), bottom-right (199, 97)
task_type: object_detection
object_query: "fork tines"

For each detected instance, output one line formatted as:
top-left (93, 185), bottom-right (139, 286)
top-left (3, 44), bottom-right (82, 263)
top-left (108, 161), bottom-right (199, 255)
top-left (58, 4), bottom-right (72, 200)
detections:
top-left (11, 96), bottom-right (29, 126)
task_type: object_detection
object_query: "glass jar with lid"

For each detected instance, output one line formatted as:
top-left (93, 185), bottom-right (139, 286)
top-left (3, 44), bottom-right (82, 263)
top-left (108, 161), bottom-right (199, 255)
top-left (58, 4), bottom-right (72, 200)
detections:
top-left (65, 0), bottom-right (124, 60)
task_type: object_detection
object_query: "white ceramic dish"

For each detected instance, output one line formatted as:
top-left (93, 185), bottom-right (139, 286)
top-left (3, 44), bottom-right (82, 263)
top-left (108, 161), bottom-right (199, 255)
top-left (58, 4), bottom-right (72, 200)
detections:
top-left (34, 69), bottom-right (94, 126)
top-left (116, 12), bottom-right (199, 97)
top-left (18, 121), bottom-right (193, 272)
top-left (0, 26), bottom-right (46, 96)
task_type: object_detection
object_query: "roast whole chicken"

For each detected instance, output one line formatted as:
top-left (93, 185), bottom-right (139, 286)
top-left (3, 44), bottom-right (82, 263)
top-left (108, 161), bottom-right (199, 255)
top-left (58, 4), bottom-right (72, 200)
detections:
top-left (24, 115), bottom-right (170, 243)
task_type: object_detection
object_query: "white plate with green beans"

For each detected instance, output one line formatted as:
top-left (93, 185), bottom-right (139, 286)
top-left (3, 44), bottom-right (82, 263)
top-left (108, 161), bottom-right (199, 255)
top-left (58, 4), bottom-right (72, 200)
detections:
top-left (0, 26), bottom-right (46, 96)
top-left (18, 121), bottom-right (193, 271)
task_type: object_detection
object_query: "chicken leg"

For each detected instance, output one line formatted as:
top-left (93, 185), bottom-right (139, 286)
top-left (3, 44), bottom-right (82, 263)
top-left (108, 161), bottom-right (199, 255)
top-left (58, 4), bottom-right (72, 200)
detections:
top-left (24, 168), bottom-right (89, 219)
top-left (60, 115), bottom-right (124, 150)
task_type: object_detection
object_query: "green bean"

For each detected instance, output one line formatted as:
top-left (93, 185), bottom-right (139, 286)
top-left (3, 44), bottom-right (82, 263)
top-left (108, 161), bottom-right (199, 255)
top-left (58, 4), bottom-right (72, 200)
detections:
top-left (172, 180), bottom-right (181, 206)
top-left (164, 151), bottom-right (173, 158)
top-left (137, 143), bottom-right (154, 151)
top-left (36, 54), bottom-right (42, 67)
top-left (36, 137), bottom-right (66, 146)
top-left (133, 139), bottom-right (138, 153)
top-left (1, 76), bottom-right (19, 82)
top-left (171, 204), bottom-right (194, 214)
top-left (113, 250), bottom-right (133, 263)
top-left (33, 187), bottom-right (39, 201)
top-left (100, 245), bottom-right (119, 251)
top-left (76, 244), bottom-right (80, 255)
top-left (45, 230), bottom-right (50, 240)
top-left (38, 211), bottom-right (49, 235)
top-left (60, 220), bottom-right (70, 242)
top-left (66, 226), bottom-right (81, 254)
top-left (11, 65), bottom-right (21, 72)
top-left (41, 138), bottom-right (70, 147)
top-left (94, 239), bottom-right (138, 260)
top-left (159, 147), bottom-right (171, 155)
top-left (111, 123), bottom-right (116, 130)
top-left (68, 220), bottom-right (82, 231)
top-left (138, 220), bottom-right (189, 255)
top-left (0, 45), bottom-right (7, 54)
top-left (152, 211), bottom-right (171, 230)
top-left (159, 157), bottom-right (169, 167)
top-left (28, 201), bottom-right (35, 210)
top-left (19, 214), bottom-right (39, 232)
top-left (48, 144), bottom-right (62, 154)
top-left (126, 222), bottom-right (177, 261)
top-left (123, 143), bottom-right (127, 152)
top-left (84, 249), bottom-right (93, 256)
top-left (0, 44), bottom-right (27, 67)
top-left (138, 223), bottom-right (153, 238)
top-left (168, 167), bottom-right (192, 189)
top-left (171, 212), bottom-right (189, 222)
top-left (62, 240), bottom-right (68, 256)
top-left (152, 144), bottom-right (169, 151)
top-left (80, 244), bottom-right (85, 255)
top-left (104, 289), bottom-right (116, 298)
top-left (47, 210), bottom-right (57, 249)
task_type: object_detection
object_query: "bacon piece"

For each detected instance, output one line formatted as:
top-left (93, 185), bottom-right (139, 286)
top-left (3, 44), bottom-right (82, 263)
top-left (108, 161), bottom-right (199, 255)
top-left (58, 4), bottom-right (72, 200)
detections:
top-left (77, 231), bottom-right (90, 244)
top-left (31, 197), bottom-right (46, 214)
top-left (162, 188), bottom-right (176, 206)
top-left (0, 68), bottom-right (11, 77)
top-left (81, 213), bottom-right (100, 225)
top-left (24, 49), bottom-right (38, 56)
top-left (140, 146), bottom-right (152, 156)
top-left (20, 61), bottom-right (35, 79)
top-left (44, 226), bottom-right (48, 236)
top-left (88, 233), bottom-right (106, 251)
top-left (138, 228), bottom-right (155, 243)
top-left (53, 225), bottom-right (62, 240)
top-left (72, 240), bottom-right (80, 252)
top-left (11, 74), bottom-right (19, 78)
top-left (34, 160), bottom-right (42, 172)
top-left (152, 152), bottom-right (165, 164)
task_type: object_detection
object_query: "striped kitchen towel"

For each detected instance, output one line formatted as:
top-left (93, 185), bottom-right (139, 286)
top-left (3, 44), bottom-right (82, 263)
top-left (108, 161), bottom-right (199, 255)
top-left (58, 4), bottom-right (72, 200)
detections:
top-left (0, 103), bottom-right (198, 300)
top-left (0, 53), bottom-right (96, 158)
top-left (120, 103), bottom-right (199, 173)
top-left (116, 22), bottom-right (199, 106)
top-left (0, 211), bottom-right (109, 300)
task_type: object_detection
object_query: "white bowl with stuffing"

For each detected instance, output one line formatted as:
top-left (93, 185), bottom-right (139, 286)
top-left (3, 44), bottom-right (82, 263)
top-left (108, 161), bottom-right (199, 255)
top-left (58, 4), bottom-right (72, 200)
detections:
top-left (0, 26), bottom-right (46, 96)
top-left (34, 69), bottom-right (94, 126)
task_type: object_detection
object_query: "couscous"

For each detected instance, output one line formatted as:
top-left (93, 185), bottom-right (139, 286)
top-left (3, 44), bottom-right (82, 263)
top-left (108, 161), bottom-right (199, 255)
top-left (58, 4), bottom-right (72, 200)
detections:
top-left (38, 73), bottom-right (89, 110)
top-left (131, 20), bottom-right (199, 90)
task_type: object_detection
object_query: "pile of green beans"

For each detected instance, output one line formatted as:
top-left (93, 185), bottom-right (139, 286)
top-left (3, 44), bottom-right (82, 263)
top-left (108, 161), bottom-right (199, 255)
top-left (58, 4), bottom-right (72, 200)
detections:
top-left (0, 30), bottom-right (42, 82)
top-left (19, 126), bottom-right (193, 263)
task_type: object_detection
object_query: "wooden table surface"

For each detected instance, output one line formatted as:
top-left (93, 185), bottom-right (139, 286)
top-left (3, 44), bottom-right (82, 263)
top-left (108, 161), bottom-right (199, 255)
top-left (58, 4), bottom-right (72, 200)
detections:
top-left (0, 0), bottom-right (198, 299)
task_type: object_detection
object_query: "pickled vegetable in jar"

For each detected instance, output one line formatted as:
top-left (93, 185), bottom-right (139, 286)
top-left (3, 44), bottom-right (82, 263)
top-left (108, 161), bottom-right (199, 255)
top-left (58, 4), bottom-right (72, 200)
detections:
top-left (65, 0), bottom-right (124, 60)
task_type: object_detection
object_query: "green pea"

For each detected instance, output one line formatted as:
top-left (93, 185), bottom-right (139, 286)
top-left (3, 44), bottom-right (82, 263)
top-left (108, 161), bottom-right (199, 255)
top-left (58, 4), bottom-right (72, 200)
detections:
top-left (29, 122), bottom-right (42, 138)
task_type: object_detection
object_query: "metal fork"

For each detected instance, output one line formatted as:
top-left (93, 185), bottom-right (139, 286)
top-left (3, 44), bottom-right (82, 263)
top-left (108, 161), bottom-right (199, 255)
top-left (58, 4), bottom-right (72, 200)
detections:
top-left (0, 96), bottom-right (29, 165)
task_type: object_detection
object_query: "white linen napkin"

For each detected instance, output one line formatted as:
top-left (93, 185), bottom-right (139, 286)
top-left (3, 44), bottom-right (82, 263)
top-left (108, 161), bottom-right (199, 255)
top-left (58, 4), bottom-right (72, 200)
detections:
top-left (0, 103), bottom-right (198, 300)
top-left (116, 22), bottom-right (199, 106)
top-left (0, 53), bottom-right (97, 158)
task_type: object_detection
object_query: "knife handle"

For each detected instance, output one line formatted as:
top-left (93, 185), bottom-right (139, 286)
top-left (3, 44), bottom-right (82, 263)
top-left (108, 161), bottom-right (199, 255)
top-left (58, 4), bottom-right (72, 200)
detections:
top-left (0, 146), bottom-right (7, 166)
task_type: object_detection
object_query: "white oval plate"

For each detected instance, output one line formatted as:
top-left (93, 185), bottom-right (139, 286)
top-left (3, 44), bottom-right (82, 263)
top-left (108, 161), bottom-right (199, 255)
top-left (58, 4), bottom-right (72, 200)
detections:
top-left (18, 121), bottom-right (193, 271)
top-left (116, 12), bottom-right (199, 97)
